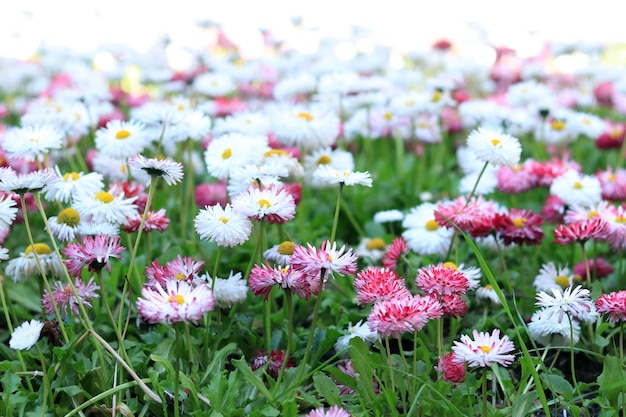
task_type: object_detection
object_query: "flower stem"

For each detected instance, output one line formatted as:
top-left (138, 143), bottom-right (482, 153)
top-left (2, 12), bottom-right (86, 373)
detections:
top-left (174, 324), bottom-right (182, 417)
top-left (297, 269), bottom-right (326, 381)
top-left (330, 184), bottom-right (344, 244)
top-left (272, 289), bottom-right (294, 396)
top-left (481, 367), bottom-right (488, 417)
top-left (579, 241), bottom-right (592, 288)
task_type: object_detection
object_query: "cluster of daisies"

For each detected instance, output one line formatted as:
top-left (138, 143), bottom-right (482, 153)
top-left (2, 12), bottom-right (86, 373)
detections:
top-left (1, 19), bottom-right (626, 415)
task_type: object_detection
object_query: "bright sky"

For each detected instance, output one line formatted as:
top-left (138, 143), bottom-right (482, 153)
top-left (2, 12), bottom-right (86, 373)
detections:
top-left (1, 0), bottom-right (624, 59)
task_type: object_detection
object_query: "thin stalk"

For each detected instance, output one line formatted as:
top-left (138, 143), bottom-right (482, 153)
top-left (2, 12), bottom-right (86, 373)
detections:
top-left (568, 315), bottom-right (585, 405)
top-left (481, 367), bottom-right (488, 417)
top-left (330, 184), bottom-right (344, 244)
top-left (0, 277), bottom-right (34, 392)
top-left (184, 322), bottom-right (194, 364)
top-left (579, 241), bottom-right (592, 288)
top-left (384, 337), bottom-right (396, 394)
top-left (297, 269), bottom-right (326, 381)
top-left (174, 324), bottom-right (182, 417)
top-left (36, 346), bottom-right (51, 417)
top-left (272, 289), bottom-right (294, 396)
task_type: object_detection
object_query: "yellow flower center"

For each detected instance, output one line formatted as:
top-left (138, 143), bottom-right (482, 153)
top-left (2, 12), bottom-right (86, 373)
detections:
top-left (177, 104), bottom-right (185, 111)
top-left (616, 215), bottom-right (626, 224)
top-left (218, 216), bottom-right (229, 224)
top-left (573, 274), bottom-right (583, 283)
top-left (443, 261), bottom-right (458, 270)
top-left (95, 191), bottom-right (115, 204)
top-left (383, 112), bottom-right (393, 121)
top-left (555, 275), bottom-right (570, 288)
top-left (317, 155), bottom-right (332, 165)
top-left (573, 181), bottom-right (583, 189)
top-left (513, 217), bottom-right (527, 228)
top-left (550, 120), bottom-right (565, 131)
top-left (175, 273), bottom-right (186, 281)
top-left (297, 112), bottom-right (313, 122)
top-left (168, 294), bottom-right (185, 305)
top-left (405, 99), bottom-right (416, 106)
top-left (610, 128), bottom-right (622, 138)
top-left (222, 148), bottom-right (232, 159)
top-left (491, 138), bottom-right (501, 147)
top-left (425, 219), bottom-right (439, 231)
top-left (258, 199), bottom-right (271, 209)
top-left (57, 208), bottom-right (80, 227)
top-left (115, 129), bottom-right (131, 139)
top-left (485, 284), bottom-right (493, 290)
top-left (264, 149), bottom-right (289, 158)
top-left (480, 345), bottom-right (491, 354)
top-left (278, 241), bottom-right (295, 255)
top-left (63, 172), bottom-right (80, 181)
top-left (366, 238), bottom-right (386, 250)
top-left (608, 174), bottom-right (616, 182)
top-left (25, 243), bottom-right (52, 256)
top-left (587, 211), bottom-right (598, 218)
top-left (431, 90), bottom-right (442, 102)
top-left (29, 137), bottom-right (40, 144)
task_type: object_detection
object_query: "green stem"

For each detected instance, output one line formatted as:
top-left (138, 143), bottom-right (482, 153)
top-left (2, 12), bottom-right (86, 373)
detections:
top-left (568, 315), bottom-right (584, 405)
top-left (36, 346), bottom-right (51, 417)
top-left (330, 184), bottom-right (344, 244)
top-left (481, 367), bottom-right (488, 417)
top-left (174, 324), bottom-right (182, 417)
top-left (385, 337), bottom-right (396, 394)
top-left (272, 289), bottom-right (294, 396)
top-left (297, 269), bottom-right (326, 381)
top-left (579, 241), bottom-right (592, 288)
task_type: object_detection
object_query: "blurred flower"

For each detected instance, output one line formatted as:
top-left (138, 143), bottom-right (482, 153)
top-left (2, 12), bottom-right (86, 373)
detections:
top-left (9, 320), bottom-right (44, 350)
top-left (550, 170), bottom-right (602, 208)
top-left (596, 291), bottom-right (626, 323)
top-left (435, 352), bottom-right (466, 383)
top-left (73, 189), bottom-right (137, 225)
top-left (250, 348), bottom-right (295, 379)
top-left (0, 194), bottom-right (18, 229)
top-left (312, 165), bottom-right (372, 187)
top-left (263, 241), bottom-right (295, 266)
top-left (373, 209), bottom-right (404, 223)
top-left (533, 262), bottom-right (575, 292)
top-left (572, 257), bottom-right (613, 280)
top-left (3, 123), bottom-right (63, 162)
top-left (355, 237), bottom-right (386, 263)
top-left (493, 208), bottom-right (544, 246)
top-left (204, 271), bottom-right (248, 308)
top-left (305, 405), bottom-right (351, 417)
top-left (476, 285), bottom-right (501, 306)
top-left (528, 308), bottom-right (581, 346)
top-left (553, 217), bottom-right (609, 245)
top-left (334, 320), bottom-right (378, 353)
top-left (466, 126), bottom-right (522, 167)
top-left (95, 119), bottom-right (149, 159)
top-left (403, 202), bottom-right (454, 256)
top-left (42, 277), bottom-right (100, 316)
top-left (6, 243), bottom-right (64, 282)
top-left (43, 167), bottom-right (104, 204)
top-left (381, 237), bottom-right (410, 270)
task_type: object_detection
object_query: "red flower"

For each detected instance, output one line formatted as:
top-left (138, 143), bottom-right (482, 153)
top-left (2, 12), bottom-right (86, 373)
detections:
top-left (553, 217), bottom-right (610, 245)
top-left (382, 237), bottom-right (410, 270)
top-left (596, 291), bottom-right (626, 323)
top-left (415, 263), bottom-right (470, 296)
top-left (353, 267), bottom-right (411, 306)
top-left (434, 352), bottom-right (466, 383)
top-left (493, 208), bottom-right (544, 246)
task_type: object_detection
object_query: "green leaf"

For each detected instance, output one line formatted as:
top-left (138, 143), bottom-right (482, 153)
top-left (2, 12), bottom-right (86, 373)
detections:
top-left (348, 337), bottom-right (376, 403)
top-left (541, 373), bottom-right (574, 401)
top-left (512, 391), bottom-right (538, 417)
top-left (597, 356), bottom-right (624, 407)
top-left (312, 371), bottom-right (341, 406)
top-left (231, 357), bottom-right (273, 401)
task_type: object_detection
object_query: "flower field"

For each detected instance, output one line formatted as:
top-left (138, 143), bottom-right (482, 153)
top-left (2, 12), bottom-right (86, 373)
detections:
top-left (1, 22), bottom-right (626, 417)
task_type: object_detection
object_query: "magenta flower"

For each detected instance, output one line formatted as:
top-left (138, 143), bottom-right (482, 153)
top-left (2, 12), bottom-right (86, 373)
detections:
top-left (63, 235), bottom-right (125, 277)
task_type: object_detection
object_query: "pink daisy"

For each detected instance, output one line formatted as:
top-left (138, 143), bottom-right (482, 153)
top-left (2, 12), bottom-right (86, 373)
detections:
top-left (381, 237), bottom-right (410, 271)
top-left (367, 294), bottom-right (443, 338)
top-left (493, 208), bottom-right (545, 246)
top-left (553, 217), bottom-right (610, 245)
top-left (434, 352), bottom-right (466, 383)
top-left (42, 277), bottom-right (100, 316)
top-left (136, 280), bottom-right (214, 324)
top-left (353, 267), bottom-right (411, 306)
top-left (452, 329), bottom-right (515, 368)
top-left (63, 235), bottom-right (125, 277)
top-left (290, 240), bottom-right (358, 283)
top-left (528, 157), bottom-right (581, 187)
top-left (542, 194), bottom-right (566, 224)
top-left (251, 348), bottom-right (295, 379)
top-left (496, 162), bottom-right (538, 194)
top-left (306, 405), bottom-right (351, 417)
top-left (596, 291), bottom-right (626, 323)
top-left (123, 208), bottom-right (170, 233)
top-left (144, 255), bottom-right (205, 288)
top-left (596, 167), bottom-right (626, 201)
top-left (249, 264), bottom-right (313, 300)
top-left (415, 263), bottom-right (470, 297)
top-left (434, 196), bottom-right (485, 233)
top-left (572, 257), bottom-right (614, 280)
top-left (600, 204), bottom-right (626, 250)
top-left (440, 294), bottom-right (468, 318)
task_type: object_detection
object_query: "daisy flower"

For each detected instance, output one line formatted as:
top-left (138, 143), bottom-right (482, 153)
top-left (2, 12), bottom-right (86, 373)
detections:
top-left (271, 105), bottom-right (341, 151)
top-left (128, 154), bottom-right (184, 186)
top-left (144, 255), bottom-right (204, 287)
top-left (0, 194), bottom-right (18, 229)
top-left (3, 123), bottom-right (64, 162)
top-left (0, 168), bottom-right (57, 195)
top-left (493, 208), bottom-right (545, 246)
top-left (290, 240), bottom-right (358, 282)
top-left (194, 203), bottom-right (253, 247)
top-left (263, 241), bottom-right (295, 266)
top-left (193, 72), bottom-right (236, 97)
top-left (528, 309), bottom-right (581, 346)
top-left (9, 320), bottom-right (44, 350)
top-left (137, 280), bottom-right (215, 324)
top-left (73, 189), bottom-right (138, 225)
top-left (312, 165), bottom-right (373, 187)
top-left (123, 208), bottom-right (170, 233)
top-left (353, 266), bottom-right (411, 306)
top-left (476, 285), bottom-right (501, 306)
top-left (452, 329), bottom-right (515, 368)
top-left (47, 207), bottom-right (81, 242)
top-left (596, 167), bottom-right (626, 201)
top-left (231, 186), bottom-right (296, 224)
top-left (249, 264), bottom-right (313, 300)
top-left (367, 294), bottom-right (443, 338)
top-left (416, 263), bottom-right (470, 297)
top-left (435, 352), bottom-right (466, 383)
top-left (553, 217), bottom-right (610, 245)
top-left (334, 320), bottom-right (378, 353)
top-left (572, 257), bottom-right (614, 280)
top-left (496, 162), bottom-right (539, 194)
top-left (550, 170), bottom-right (602, 208)
top-left (43, 167), bottom-right (104, 204)
top-left (533, 262), bottom-right (575, 292)
top-left (42, 277), bottom-right (100, 316)
top-left (373, 209), bottom-right (404, 224)
top-left (355, 237), bottom-right (386, 263)
top-left (381, 237), bottom-right (410, 270)
top-left (94, 119), bottom-right (149, 159)
top-left (204, 271), bottom-right (248, 308)
top-left (596, 291), bottom-right (626, 323)
top-left (403, 202), bottom-right (455, 256)
top-left (6, 243), bottom-right (64, 282)
top-left (226, 162), bottom-right (287, 198)
top-left (535, 285), bottom-right (598, 324)
top-left (306, 405), bottom-right (351, 417)
top-left (204, 133), bottom-right (269, 180)
top-left (63, 235), bottom-right (125, 277)
top-left (466, 126), bottom-right (522, 167)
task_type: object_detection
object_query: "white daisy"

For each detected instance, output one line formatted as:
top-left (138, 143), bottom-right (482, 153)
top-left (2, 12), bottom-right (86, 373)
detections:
top-left (43, 166), bottom-right (104, 204)
top-left (9, 319), bottom-right (44, 350)
top-left (373, 209), bottom-right (404, 224)
top-left (47, 207), bottom-right (81, 242)
top-left (3, 123), bottom-right (64, 162)
top-left (334, 320), bottom-right (378, 353)
top-left (204, 133), bottom-right (269, 180)
top-left (355, 237), bottom-right (386, 263)
top-left (212, 111), bottom-right (272, 137)
top-left (231, 186), bottom-right (296, 224)
top-left (476, 285), bottom-right (501, 306)
top-left (128, 155), bottom-right (184, 186)
top-left (0, 168), bottom-right (58, 194)
top-left (402, 202), bottom-right (454, 256)
top-left (0, 194), bottom-right (18, 229)
top-left (536, 285), bottom-right (599, 324)
top-left (263, 241), bottom-right (295, 266)
top-left (73, 189), bottom-right (138, 225)
top-left (528, 309), bottom-right (580, 346)
top-left (193, 72), bottom-right (237, 97)
top-left (5, 243), bottom-right (64, 282)
top-left (272, 72), bottom-right (317, 101)
top-left (194, 203), bottom-right (253, 247)
top-left (533, 262), bottom-right (576, 292)
top-left (550, 170), bottom-right (602, 208)
top-left (204, 271), bottom-right (248, 308)
top-left (466, 126), bottom-right (522, 167)
top-left (271, 104), bottom-right (341, 151)
top-left (312, 165), bottom-right (372, 187)
top-left (226, 162), bottom-right (287, 198)
top-left (94, 119), bottom-right (149, 159)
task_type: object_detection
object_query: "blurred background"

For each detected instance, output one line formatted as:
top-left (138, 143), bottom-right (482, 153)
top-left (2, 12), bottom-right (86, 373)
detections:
top-left (2, 0), bottom-right (625, 66)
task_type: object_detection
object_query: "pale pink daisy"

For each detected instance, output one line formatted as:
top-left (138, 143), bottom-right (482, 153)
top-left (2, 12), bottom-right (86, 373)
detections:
top-left (305, 405), bottom-right (351, 417)
top-left (42, 277), bottom-right (100, 316)
top-left (231, 186), bottom-right (296, 224)
top-left (535, 285), bottom-right (598, 324)
top-left (353, 266), bottom-right (411, 306)
top-left (249, 264), bottom-right (313, 300)
top-left (144, 255), bottom-right (204, 288)
top-left (137, 280), bottom-right (215, 324)
top-left (290, 240), bottom-right (358, 282)
top-left (452, 329), bottom-right (515, 368)
top-left (63, 235), bottom-right (125, 277)
top-left (123, 209), bottom-right (170, 233)
top-left (496, 162), bottom-right (538, 194)
top-left (595, 291), bottom-right (626, 323)
top-left (596, 167), bottom-right (626, 201)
